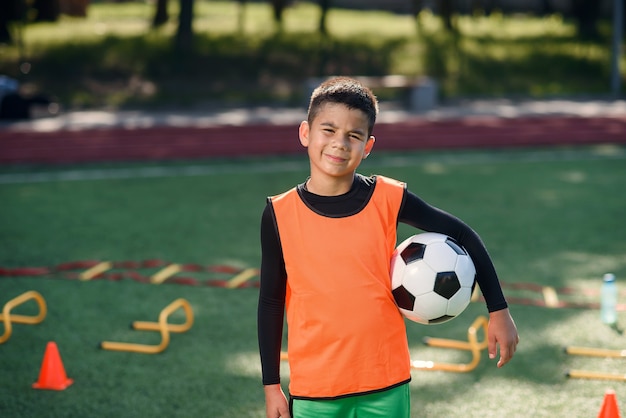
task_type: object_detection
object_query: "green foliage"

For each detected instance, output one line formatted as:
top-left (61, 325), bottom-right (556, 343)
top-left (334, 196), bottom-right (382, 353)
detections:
top-left (0, 2), bottom-right (622, 108)
top-left (3, 30), bottom-right (403, 107)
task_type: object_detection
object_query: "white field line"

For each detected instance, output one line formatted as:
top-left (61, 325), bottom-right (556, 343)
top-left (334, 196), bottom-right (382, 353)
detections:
top-left (0, 146), bottom-right (624, 185)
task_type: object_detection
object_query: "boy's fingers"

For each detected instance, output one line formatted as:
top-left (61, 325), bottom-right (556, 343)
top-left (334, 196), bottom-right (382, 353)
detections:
top-left (488, 334), bottom-right (497, 360)
top-left (496, 337), bottom-right (519, 367)
top-left (497, 346), bottom-right (510, 368)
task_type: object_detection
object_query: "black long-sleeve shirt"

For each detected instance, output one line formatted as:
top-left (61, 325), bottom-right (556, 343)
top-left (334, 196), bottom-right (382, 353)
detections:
top-left (258, 174), bottom-right (507, 386)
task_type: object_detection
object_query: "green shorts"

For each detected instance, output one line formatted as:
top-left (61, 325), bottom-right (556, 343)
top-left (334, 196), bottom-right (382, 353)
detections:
top-left (291, 383), bottom-right (410, 418)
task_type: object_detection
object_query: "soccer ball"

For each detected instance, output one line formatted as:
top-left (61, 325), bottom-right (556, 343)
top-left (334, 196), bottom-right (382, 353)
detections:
top-left (390, 233), bottom-right (476, 325)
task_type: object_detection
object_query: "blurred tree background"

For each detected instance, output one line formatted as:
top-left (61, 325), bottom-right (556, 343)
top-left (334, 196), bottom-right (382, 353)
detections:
top-left (0, 0), bottom-right (623, 109)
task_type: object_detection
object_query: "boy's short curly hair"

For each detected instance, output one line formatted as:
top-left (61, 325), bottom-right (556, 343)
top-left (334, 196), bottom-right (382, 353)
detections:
top-left (307, 77), bottom-right (379, 136)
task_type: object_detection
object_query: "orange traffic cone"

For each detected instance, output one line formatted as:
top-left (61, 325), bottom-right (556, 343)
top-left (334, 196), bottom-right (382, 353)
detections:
top-left (598, 389), bottom-right (621, 418)
top-left (32, 341), bottom-right (74, 390)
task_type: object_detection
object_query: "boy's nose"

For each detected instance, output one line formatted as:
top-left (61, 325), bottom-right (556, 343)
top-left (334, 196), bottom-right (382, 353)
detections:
top-left (332, 135), bottom-right (349, 149)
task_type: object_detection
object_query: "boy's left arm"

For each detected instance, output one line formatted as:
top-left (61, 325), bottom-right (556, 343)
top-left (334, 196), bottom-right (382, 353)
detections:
top-left (487, 308), bottom-right (519, 368)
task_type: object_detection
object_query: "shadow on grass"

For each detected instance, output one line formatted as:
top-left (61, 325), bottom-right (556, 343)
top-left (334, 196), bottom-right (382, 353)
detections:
top-left (419, 30), bottom-right (612, 97)
top-left (1, 23), bottom-right (617, 109)
top-left (12, 32), bottom-right (405, 109)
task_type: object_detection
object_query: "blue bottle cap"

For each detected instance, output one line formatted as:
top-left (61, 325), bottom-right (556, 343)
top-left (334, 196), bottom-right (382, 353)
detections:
top-left (603, 273), bottom-right (616, 282)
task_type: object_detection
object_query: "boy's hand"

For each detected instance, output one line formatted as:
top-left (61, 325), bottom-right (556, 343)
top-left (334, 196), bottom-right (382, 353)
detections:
top-left (264, 384), bottom-right (290, 418)
top-left (488, 308), bottom-right (519, 368)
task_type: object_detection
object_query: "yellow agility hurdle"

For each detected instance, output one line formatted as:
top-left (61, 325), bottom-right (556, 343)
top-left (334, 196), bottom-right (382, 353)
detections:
top-left (565, 346), bottom-right (626, 358)
top-left (566, 369), bottom-right (626, 381)
top-left (565, 345), bottom-right (626, 381)
top-left (0, 291), bottom-right (47, 344)
top-left (79, 261), bottom-right (113, 281)
top-left (226, 268), bottom-right (259, 289)
top-left (150, 264), bottom-right (182, 284)
top-left (101, 298), bottom-right (193, 354)
top-left (411, 315), bottom-right (489, 373)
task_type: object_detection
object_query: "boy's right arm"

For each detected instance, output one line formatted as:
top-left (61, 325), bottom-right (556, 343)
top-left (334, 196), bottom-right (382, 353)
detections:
top-left (260, 203), bottom-right (290, 417)
top-left (264, 384), bottom-right (290, 418)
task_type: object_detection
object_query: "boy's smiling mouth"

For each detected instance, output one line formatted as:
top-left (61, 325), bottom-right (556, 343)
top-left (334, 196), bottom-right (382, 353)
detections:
top-left (325, 153), bottom-right (347, 163)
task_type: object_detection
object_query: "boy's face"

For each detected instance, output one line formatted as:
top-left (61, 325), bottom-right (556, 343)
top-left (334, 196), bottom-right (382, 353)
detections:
top-left (299, 102), bottom-right (375, 188)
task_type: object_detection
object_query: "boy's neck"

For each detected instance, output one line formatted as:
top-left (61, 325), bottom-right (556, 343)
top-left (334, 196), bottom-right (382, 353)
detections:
top-left (306, 174), bottom-right (355, 196)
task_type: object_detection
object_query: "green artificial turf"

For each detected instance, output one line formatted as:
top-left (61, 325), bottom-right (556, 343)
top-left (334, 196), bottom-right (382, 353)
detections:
top-left (0, 145), bottom-right (625, 417)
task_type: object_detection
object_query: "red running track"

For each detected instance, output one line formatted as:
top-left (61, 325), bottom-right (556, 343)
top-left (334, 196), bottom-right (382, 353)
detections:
top-left (1, 116), bottom-right (625, 164)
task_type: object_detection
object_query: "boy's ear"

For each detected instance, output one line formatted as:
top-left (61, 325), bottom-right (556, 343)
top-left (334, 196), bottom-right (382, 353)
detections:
top-left (299, 121), bottom-right (310, 147)
top-left (363, 136), bottom-right (375, 158)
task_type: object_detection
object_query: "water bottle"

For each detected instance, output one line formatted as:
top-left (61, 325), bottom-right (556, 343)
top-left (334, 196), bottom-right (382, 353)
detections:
top-left (600, 273), bottom-right (617, 325)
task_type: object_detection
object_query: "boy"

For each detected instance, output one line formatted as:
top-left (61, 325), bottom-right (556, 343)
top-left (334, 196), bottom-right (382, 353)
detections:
top-left (258, 77), bottom-right (519, 418)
